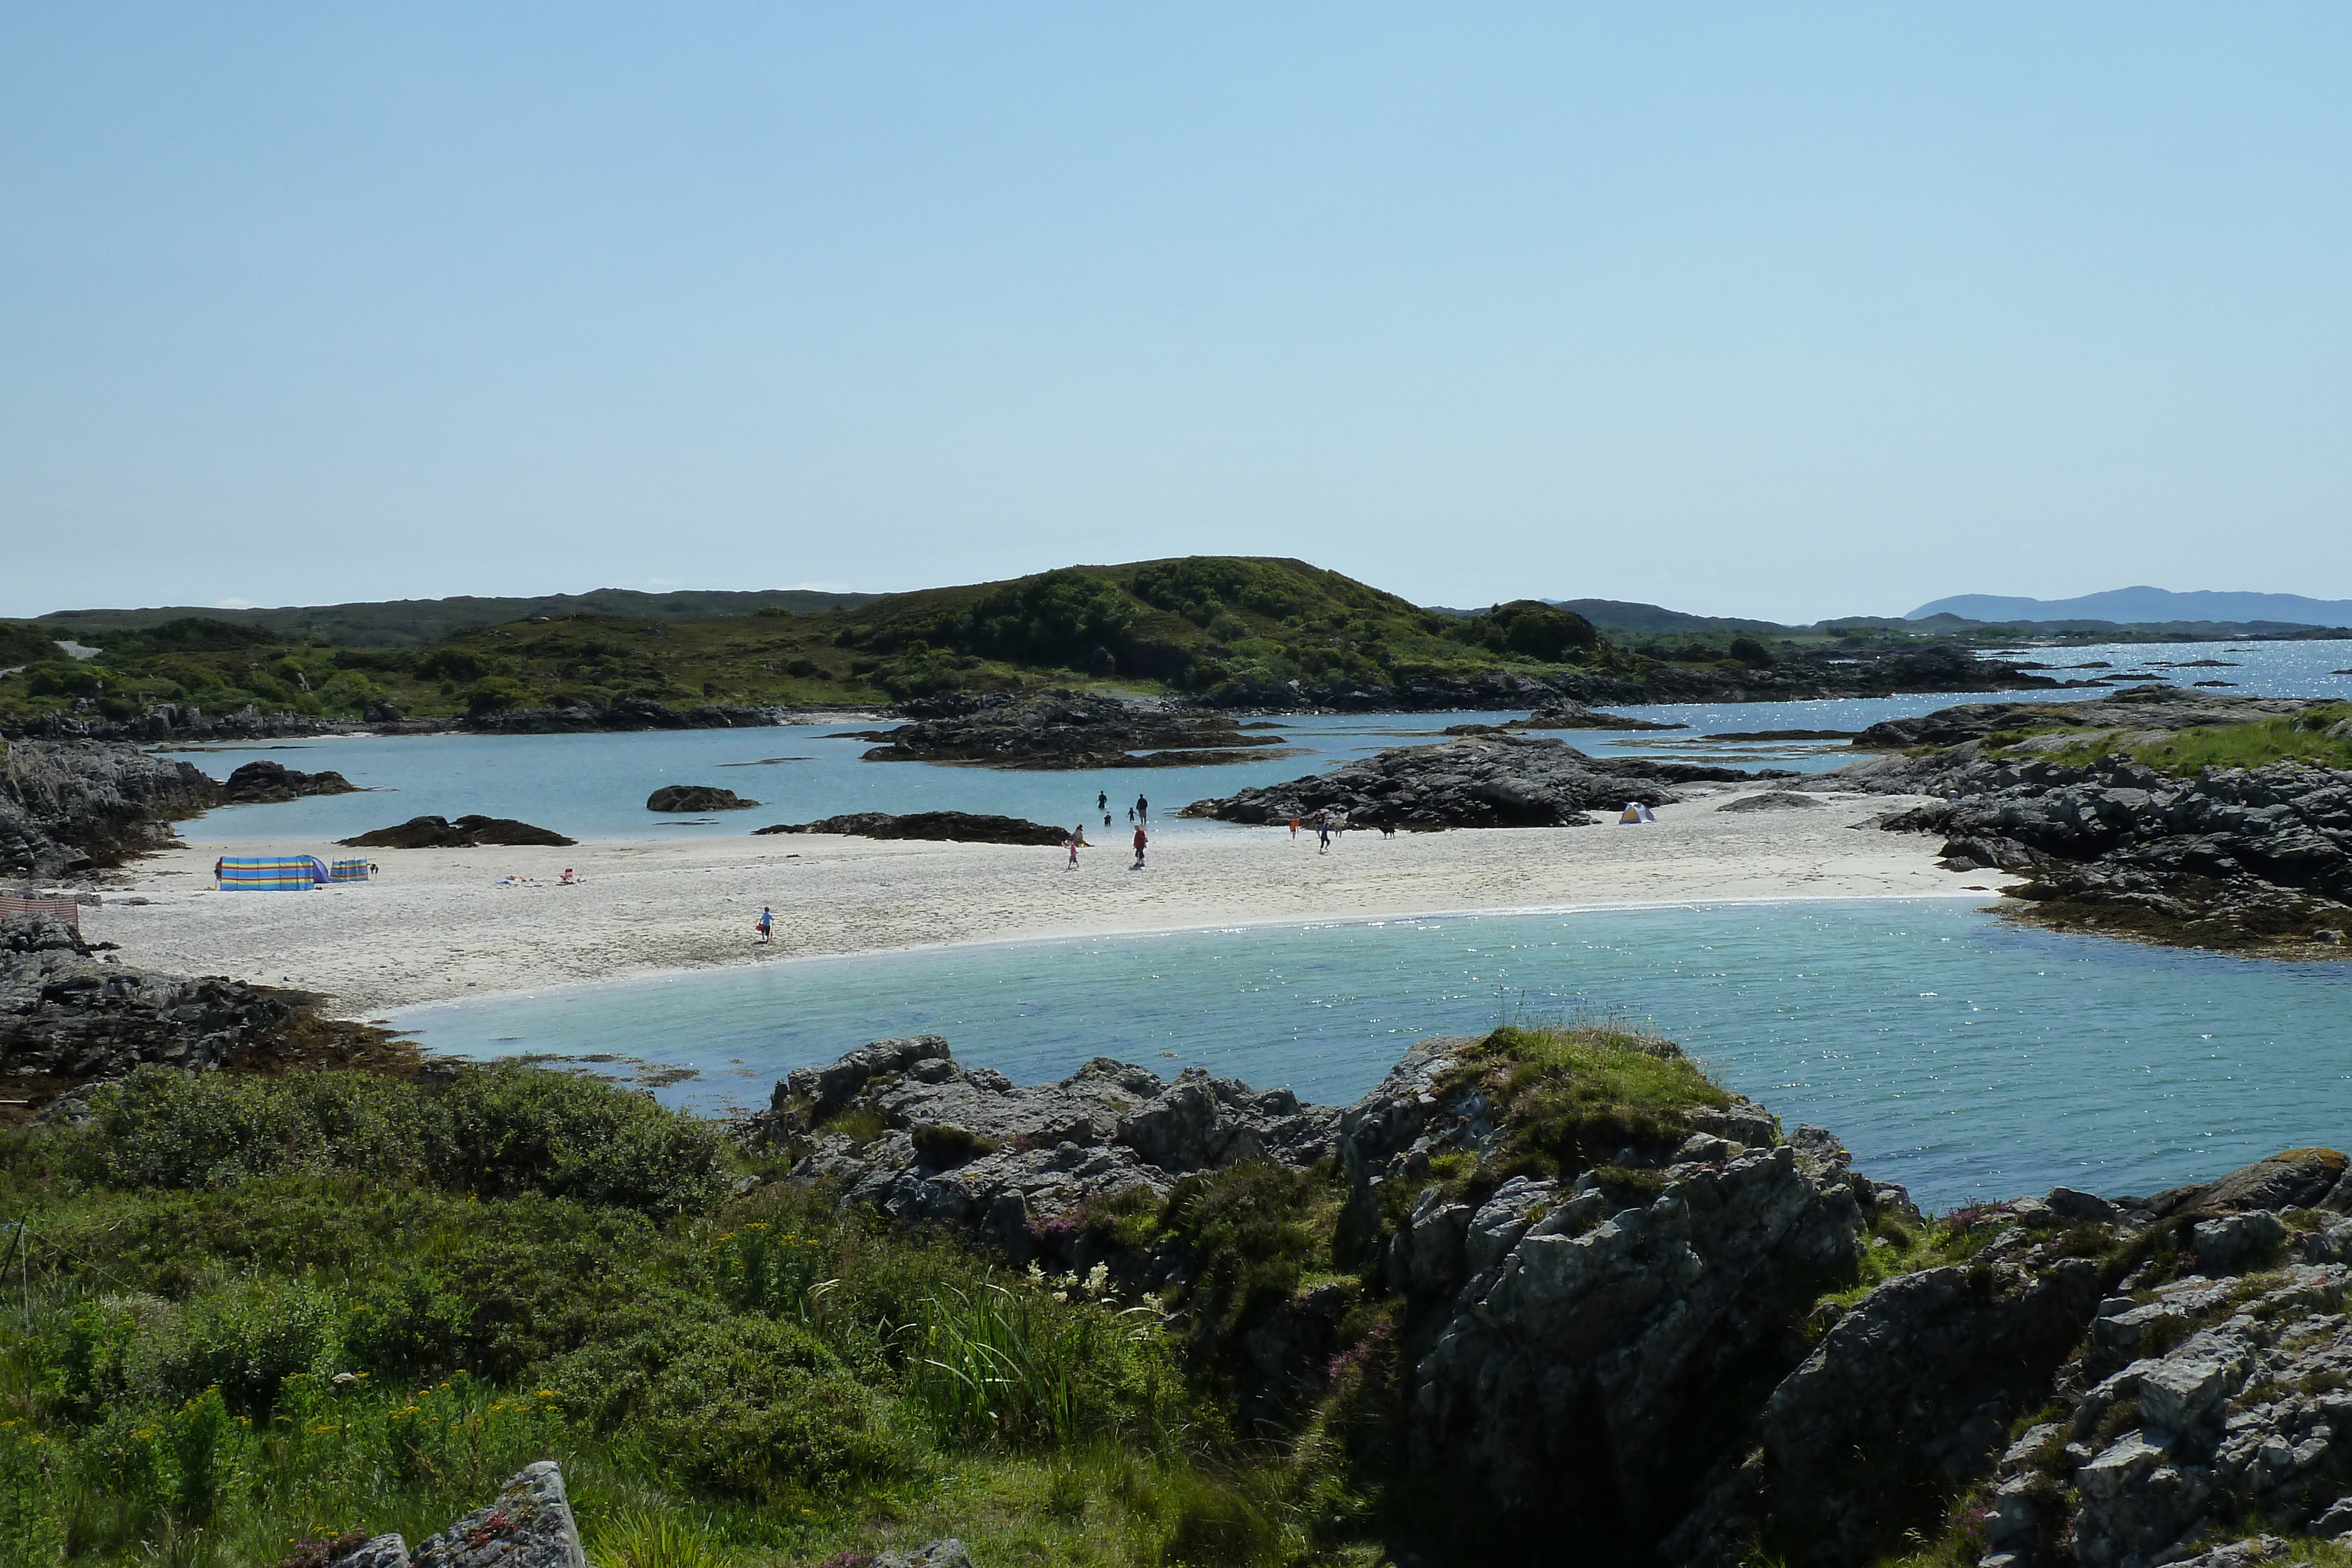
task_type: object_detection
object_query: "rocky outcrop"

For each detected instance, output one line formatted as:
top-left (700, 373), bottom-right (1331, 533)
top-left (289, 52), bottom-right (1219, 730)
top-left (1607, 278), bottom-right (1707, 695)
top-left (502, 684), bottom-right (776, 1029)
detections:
top-left (754, 811), bottom-right (1072, 847)
top-left (1849, 688), bottom-right (2324, 753)
top-left (1179, 733), bottom-right (1783, 828)
top-left (2, 913), bottom-right (293, 1082)
top-left (338, 815), bottom-right (577, 848)
top-left (1835, 695), bottom-right (2352, 952)
top-left (645, 784), bottom-right (758, 812)
top-left (1, 739), bottom-right (222, 877)
top-left (851, 690), bottom-right (1290, 768)
top-left (754, 1028), bottom-right (2352, 1567)
top-left (220, 758), bottom-right (360, 803)
top-left (743, 1035), bottom-right (1337, 1276)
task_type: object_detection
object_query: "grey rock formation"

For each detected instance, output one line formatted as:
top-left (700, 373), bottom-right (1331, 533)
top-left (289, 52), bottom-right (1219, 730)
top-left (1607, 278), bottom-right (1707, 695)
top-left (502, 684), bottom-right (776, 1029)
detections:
top-left (1180, 733), bottom-right (1783, 829)
top-left (1, 914), bottom-right (295, 1081)
top-left (0, 739), bottom-right (221, 877)
top-left (364, 1462), bottom-right (586, 1568)
top-left (870, 1543), bottom-right (974, 1568)
top-left (746, 1035), bottom-right (1336, 1271)
top-left (1833, 690), bottom-right (2352, 951)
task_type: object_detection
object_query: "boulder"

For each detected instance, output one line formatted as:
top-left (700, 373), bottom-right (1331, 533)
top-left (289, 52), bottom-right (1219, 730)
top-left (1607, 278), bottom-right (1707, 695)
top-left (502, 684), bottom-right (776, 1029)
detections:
top-left (645, 784), bottom-right (759, 813)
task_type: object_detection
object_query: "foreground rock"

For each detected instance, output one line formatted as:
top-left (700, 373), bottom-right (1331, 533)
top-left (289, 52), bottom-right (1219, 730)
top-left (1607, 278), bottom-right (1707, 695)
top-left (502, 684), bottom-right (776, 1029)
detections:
top-left (1, 739), bottom-right (221, 877)
top-left (764, 1027), bottom-right (2352, 1565)
top-left (1180, 732), bottom-right (1781, 828)
top-left (754, 811), bottom-right (1071, 847)
top-left (851, 690), bottom-right (1290, 768)
top-left (1838, 689), bottom-right (2352, 953)
top-left (645, 784), bottom-right (758, 812)
top-left (338, 814), bottom-right (577, 848)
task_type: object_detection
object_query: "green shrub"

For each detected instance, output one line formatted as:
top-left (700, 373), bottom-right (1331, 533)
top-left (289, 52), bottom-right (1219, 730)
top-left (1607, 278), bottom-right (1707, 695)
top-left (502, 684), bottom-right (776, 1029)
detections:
top-left (174, 1278), bottom-right (340, 1414)
top-left (69, 1064), bottom-right (725, 1220)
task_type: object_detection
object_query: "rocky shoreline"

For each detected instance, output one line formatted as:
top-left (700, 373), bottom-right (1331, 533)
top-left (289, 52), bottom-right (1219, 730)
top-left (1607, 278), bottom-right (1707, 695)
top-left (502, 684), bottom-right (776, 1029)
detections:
top-left (0, 912), bottom-right (413, 1124)
top-left (743, 1026), bottom-right (2352, 1566)
top-left (1833, 688), bottom-right (2352, 955)
top-left (1, 737), bottom-right (223, 878)
top-left (2, 642), bottom-right (2069, 747)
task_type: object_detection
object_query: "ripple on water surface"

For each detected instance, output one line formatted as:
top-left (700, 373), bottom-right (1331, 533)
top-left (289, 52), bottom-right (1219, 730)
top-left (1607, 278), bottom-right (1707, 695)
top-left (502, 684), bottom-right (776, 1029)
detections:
top-left (391, 899), bottom-right (2352, 1212)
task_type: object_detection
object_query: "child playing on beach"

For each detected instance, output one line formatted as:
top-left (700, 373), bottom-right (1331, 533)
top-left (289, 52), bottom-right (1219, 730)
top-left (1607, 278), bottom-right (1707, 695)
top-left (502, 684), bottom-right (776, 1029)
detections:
top-left (1132, 824), bottom-right (1147, 868)
top-left (1067, 830), bottom-right (1084, 870)
top-left (756, 907), bottom-right (774, 943)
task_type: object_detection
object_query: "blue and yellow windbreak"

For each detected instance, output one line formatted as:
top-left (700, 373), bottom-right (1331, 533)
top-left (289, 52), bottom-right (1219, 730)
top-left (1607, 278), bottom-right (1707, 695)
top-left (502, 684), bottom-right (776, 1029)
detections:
top-left (216, 855), bottom-right (328, 891)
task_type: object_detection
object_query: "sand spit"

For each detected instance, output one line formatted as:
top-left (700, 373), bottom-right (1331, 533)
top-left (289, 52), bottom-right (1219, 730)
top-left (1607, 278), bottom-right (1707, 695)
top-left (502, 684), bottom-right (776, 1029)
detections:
top-left (85, 787), bottom-right (2014, 1018)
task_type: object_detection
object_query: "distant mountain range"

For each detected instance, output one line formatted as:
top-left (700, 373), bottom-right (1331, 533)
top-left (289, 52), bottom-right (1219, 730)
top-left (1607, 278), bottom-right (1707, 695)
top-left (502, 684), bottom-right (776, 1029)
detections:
top-left (1909, 587), bottom-right (2352, 628)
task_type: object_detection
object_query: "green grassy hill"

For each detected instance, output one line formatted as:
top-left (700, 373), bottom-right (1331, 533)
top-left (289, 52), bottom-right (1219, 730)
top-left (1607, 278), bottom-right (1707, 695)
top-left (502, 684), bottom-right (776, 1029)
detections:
top-left (1, 557), bottom-right (1631, 724)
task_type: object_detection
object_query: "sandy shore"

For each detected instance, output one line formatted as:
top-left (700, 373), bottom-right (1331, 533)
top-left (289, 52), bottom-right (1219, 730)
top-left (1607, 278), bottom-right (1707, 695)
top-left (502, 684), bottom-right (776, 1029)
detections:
top-left (83, 786), bottom-right (2018, 1018)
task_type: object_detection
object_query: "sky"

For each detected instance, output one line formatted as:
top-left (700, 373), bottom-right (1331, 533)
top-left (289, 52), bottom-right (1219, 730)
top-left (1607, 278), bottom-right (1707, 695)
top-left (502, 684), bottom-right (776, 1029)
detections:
top-left (4, 5), bottom-right (2348, 623)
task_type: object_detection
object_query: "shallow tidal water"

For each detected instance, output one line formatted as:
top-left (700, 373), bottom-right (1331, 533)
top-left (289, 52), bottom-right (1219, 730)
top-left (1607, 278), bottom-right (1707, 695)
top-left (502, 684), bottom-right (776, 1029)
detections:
top-left (391, 899), bottom-right (2352, 1213)
top-left (168, 636), bottom-right (2352, 847)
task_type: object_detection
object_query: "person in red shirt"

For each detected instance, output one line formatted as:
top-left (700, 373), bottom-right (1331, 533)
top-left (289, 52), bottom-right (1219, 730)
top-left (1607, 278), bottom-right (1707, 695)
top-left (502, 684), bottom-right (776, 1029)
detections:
top-left (1131, 824), bottom-right (1147, 868)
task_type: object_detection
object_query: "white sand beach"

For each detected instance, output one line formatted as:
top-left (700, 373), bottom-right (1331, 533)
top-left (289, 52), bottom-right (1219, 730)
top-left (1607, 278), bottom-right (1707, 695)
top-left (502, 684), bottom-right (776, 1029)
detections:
top-left (83, 786), bottom-right (2016, 1018)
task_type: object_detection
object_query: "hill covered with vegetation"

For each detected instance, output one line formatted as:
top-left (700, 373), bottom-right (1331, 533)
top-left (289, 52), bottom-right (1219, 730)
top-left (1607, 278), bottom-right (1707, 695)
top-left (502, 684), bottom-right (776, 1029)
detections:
top-left (0, 558), bottom-right (1641, 725)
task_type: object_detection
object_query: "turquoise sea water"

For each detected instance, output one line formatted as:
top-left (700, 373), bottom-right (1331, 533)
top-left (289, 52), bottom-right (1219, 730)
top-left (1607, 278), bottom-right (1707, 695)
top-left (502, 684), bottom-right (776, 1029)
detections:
top-left (390, 900), bottom-right (2352, 1213)
top-left (168, 636), bottom-right (2352, 846)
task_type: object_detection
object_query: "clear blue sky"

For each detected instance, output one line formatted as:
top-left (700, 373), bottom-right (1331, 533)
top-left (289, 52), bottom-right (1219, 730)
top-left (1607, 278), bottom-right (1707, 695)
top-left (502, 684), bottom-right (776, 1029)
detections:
top-left (4, 5), bottom-right (2347, 621)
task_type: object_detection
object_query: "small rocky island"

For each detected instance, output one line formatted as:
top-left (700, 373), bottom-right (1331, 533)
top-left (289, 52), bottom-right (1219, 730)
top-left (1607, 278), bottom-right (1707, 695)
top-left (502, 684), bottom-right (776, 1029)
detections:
top-left (1180, 731), bottom-right (1783, 828)
top-left (645, 784), bottom-right (759, 811)
top-left (850, 690), bottom-right (1293, 768)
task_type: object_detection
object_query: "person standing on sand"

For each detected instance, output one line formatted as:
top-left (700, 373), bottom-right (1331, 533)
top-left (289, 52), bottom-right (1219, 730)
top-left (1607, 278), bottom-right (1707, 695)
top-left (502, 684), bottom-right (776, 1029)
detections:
top-left (1289, 817), bottom-right (1299, 841)
top-left (1317, 815), bottom-right (1332, 854)
top-left (1132, 824), bottom-right (1147, 868)
top-left (1067, 828), bottom-right (1084, 870)
top-left (755, 907), bottom-right (774, 944)
top-left (213, 857), bottom-right (224, 885)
